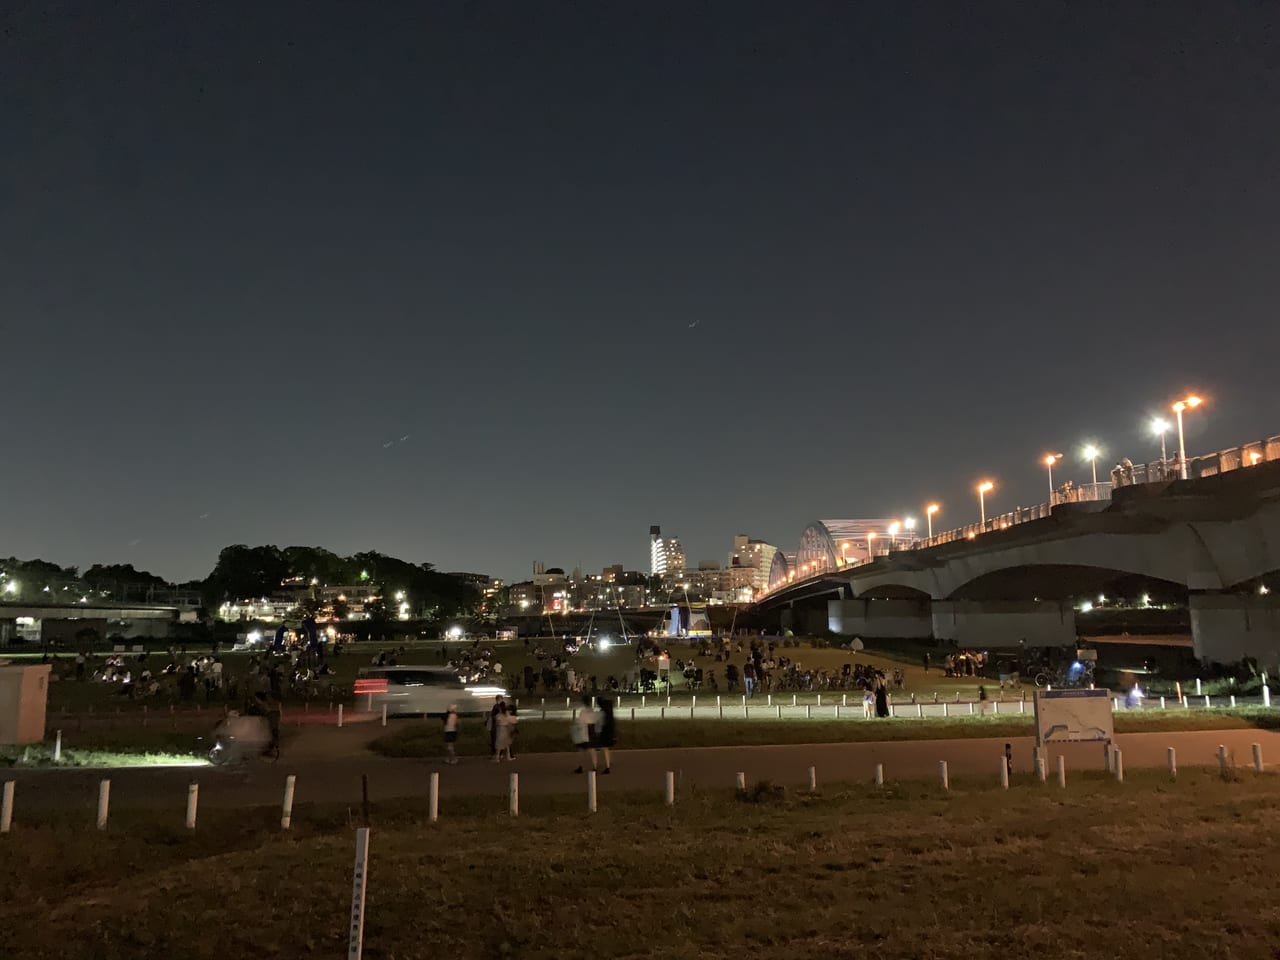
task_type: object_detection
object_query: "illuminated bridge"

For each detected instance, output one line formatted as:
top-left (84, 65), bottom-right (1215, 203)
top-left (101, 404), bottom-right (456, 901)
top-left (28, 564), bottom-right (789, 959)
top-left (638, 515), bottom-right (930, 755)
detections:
top-left (757, 435), bottom-right (1280, 666)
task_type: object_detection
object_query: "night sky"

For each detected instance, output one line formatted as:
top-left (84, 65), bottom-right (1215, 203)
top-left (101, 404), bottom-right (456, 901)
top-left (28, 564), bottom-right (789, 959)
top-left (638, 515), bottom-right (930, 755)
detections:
top-left (4, 2), bottom-right (1278, 583)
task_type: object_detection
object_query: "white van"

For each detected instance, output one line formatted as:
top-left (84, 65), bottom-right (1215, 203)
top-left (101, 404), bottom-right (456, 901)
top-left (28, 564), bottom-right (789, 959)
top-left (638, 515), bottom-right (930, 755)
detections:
top-left (355, 666), bottom-right (506, 717)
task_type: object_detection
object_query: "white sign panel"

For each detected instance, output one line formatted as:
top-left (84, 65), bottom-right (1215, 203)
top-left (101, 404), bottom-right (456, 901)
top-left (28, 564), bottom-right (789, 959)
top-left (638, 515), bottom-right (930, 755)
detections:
top-left (1034, 690), bottom-right (1114, 746)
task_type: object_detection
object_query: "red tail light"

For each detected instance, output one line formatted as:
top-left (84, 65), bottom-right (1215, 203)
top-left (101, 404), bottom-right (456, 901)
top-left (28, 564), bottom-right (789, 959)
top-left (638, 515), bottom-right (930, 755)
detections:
top-left (354, 678), bottom-right (388, 695)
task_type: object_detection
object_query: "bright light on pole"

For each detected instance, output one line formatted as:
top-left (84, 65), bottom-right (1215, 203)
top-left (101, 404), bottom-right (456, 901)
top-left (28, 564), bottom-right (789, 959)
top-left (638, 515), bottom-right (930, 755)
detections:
top-left (1044, 453), bottom-right (1062, 497)
top-left (1172, 396), bottom-right (1202, 481)
top-left (866, 531), bottom-right (877, 562)
top-left (925, 503), bottom-right (939, 538)
top-left (1082, 444), bottom-right (1100, 486)
top-left (888, 521), bottom-right (901, 548)
top-left (1150, 417), bottom-right (1171, 465)
top-left (977, 482), bottom-right (994, 525)
top-left (840, 541), bottom-right (851, 565)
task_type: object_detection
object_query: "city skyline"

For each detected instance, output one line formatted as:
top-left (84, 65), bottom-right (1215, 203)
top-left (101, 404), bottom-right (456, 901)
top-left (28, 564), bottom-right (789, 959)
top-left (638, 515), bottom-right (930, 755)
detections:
top-left (4, 2), bottom-right (1277, 584)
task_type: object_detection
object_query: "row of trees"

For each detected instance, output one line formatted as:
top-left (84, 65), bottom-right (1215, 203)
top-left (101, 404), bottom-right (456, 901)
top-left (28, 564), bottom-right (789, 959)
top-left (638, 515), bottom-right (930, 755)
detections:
top-left (2, 546), bottom-right (483, 622)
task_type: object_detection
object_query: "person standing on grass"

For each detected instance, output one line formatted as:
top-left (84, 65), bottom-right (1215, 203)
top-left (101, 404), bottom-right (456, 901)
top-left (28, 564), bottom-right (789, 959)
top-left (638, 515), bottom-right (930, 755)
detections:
top-left (571, 695), bottom-right (599, 773)
top-left (863, 687), bottom-right (875, 719)
top-left (874, 683), bottom-right (890, 718)
top-left (743, 660), bottom-right (756, 698)
top-left (442, 704), bottom-right (460, 764)
top-left (595, 698), bottom-right (616, 773)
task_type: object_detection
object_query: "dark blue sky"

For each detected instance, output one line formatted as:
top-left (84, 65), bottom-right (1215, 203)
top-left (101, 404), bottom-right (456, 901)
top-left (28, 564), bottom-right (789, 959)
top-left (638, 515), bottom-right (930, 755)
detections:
top-left (3, 1), bottom-right (1278, 582)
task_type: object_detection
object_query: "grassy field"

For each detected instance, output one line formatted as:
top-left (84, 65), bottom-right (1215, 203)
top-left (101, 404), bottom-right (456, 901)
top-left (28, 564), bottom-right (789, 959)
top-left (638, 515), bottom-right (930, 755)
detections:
top-left (4, 769), bottom-right (1280, 959)
top-left (32, 638), bottom-right (1007, 713)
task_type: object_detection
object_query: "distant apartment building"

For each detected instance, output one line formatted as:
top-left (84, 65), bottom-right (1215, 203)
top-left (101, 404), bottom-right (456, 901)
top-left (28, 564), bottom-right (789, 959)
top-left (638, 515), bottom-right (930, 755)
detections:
top-left (728, 534), bottom-right (779, 598)
top-left (649, 526), bottom-right (686, 579)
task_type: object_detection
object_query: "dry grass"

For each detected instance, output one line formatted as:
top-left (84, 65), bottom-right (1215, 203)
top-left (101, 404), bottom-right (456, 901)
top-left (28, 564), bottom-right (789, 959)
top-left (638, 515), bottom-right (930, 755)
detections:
top-left (4, 770), bottom-right (1280, 959)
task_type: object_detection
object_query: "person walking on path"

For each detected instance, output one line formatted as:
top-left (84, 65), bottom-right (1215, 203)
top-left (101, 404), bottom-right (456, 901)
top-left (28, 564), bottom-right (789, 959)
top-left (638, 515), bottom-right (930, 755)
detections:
top-left (442, 704), bottom-right (460, 764)
top-left (493, 702), bottom-right (517, 762)
top-left (595, 698), bottom-right (617, 773)
top-left (486, 695), bottom-right (505, 756)
top-left (571, 695), bottom-right (599, 773)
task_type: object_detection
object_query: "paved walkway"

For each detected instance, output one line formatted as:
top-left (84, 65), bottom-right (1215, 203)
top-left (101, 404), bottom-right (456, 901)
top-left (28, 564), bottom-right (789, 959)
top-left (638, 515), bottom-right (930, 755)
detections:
top-left (6, 728), bottom-right (1278, 814)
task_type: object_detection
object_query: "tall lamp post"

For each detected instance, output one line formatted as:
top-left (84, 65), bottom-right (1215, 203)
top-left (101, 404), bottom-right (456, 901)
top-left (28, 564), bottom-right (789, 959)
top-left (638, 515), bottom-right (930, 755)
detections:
top-left (1151, 417), bottom-right (1170, 466)
top-left (977, 481), bottom-right (994, 525)
top-left (866, 531), bottom-right (877, 563)
top-left (925, 503), bottom-right (939, 538)
top-left (1044, 453), bottom-right (1062, 498)
top-left (1083, 444), bottom-right (1100, 487)
top-left (888, 521), bottom-right (901, 549)
top-left (1172, 396), bottom-right (1202, 480)
top-left (840, 542), bottom-right (851, 566)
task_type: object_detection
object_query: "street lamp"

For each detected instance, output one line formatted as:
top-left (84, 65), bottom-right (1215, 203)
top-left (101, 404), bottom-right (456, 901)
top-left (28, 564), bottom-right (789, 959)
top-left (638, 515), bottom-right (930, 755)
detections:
top-left (925, 504), bottom-right (939, 537)
top-left (1044, 453), bottom-right (1062, 497)
top-left (888, 521), bottom-right (901, 548)
top-left (866, 531), bottom-right (877, 562)
top-left (977, 482), bottom-right (994, 525)
top-left (840, 542), bottom-right (851, 565)
top-left (1151, 417), bottom-right (1171, 465)
top-left (1172, 396), bottom-right (1202, 481)
top-left (904, 517), bottom-right (916, 544)
top-left (1082, 444), bottom-right (1100, 486)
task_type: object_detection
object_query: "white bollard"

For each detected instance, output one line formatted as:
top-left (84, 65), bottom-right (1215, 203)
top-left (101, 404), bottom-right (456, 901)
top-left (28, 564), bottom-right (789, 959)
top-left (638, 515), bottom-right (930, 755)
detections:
top-left (1253, 743), bottom-right (1264, 773)
top-left (916, 704), bottom-right (923, 719)
top-left (767, 694), bottom-right (773, 707)
top-left (1266, 686), bottom-right (1272, 708)
top-left (834, 705), bottom-right (840, 720)
top-left (587, 771), bottom-right (598, 813)
top-left (1114, 749), bottom-right (1124, 783)
top-left (842, 693), bottom-right (847, 707)
top-left (1168, 746), bottom-right (1177, 779)
top-left (667, 696), bottom-right (671, 707)
top-left (806, 705), bottom-right (812, 719)
top-left (817, 694), bottom-right (822, 707)
top-left (693, 696), bottom-right (698, 710)
top-left (1182, 695), bottom-right (1189, 709)
top-left (968, 702), bottom-right (975, 716)
top-left (0, 781), bottom-right (13, 833)
top-left (808, 766), bottom-right (817, 793)
top-left (566, 697), bottom-right (571, 709)
top-left (665, 771), bottom-right (675, 806)
top-left (54, 729), bottom-right (62, 763)
top-left (1218, 744), bottom-right (1229, 776)
top-left (999, 758), bottom-right (1009, 789)
top-left (993, 701), bottom-right (999, 715)
top-left (185, 782), bottom-right (199, 830)
top-left (428, 771), bottom-right (439, 823)
top-left (1230, 695), bottom-right (1237, 708)
top-left (1204, 695), bottom-right (1211, 709)
top-left (735, 771), bottom-right (746, 791)
top-left (1037, 757), bottom-right (1047, 782)
top-left (1176, 681), bottom-right (1183, 700)
top-left (281, 774), bottom-right (296, 829)
top-left (792, 694), bottom-right (797, 707)
top-left (874, 763), bottom-right (884, 786)
top-left (939, 760), bottom-right (949, 791)
top-left (943, 702), bottom-right (950, 718)
top-left (1196, 678), bottom-right (1202, 695)
top-left (1019, 701), bottom-right (1025, 715)
top-left (337, 704), bottom-right (344, 728)
top-left (642, 695), bottom-right (646, 708)
top-left (97, 779), bottom-right (110, 830)
top-left (348, 827), bottom-right (370, 960)
top-left (1114, 697), bottom-right (1121, 712)
top-left (1160, 696), bottom-right (1166, 710)
top-left (1057, 755), bottom-right (1066, 788)
top-left (509, 773), bottom-right (519, 817)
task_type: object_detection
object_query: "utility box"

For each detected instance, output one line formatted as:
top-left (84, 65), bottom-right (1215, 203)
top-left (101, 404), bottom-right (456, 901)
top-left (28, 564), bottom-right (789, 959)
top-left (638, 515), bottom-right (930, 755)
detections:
top-left (0, 663), bottom-right (52, 745)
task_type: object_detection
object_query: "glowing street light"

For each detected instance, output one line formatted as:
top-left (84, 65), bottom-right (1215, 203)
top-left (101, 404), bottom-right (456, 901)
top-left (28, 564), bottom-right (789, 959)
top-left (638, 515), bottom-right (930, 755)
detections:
top-left (840, 541), bottom-right (851, 565)
top-left (1043, 453), bottom-right (1062, 497)
top-left (977, 481), bottom-right (994, 525)
top-left (1082, 444), bottom-right (1101, 486)
top-left (1151, 417), bottom-right (1171, 464)
top-left (888, 520), bottom-right (901, 548)
top-left (866, 531), bottom-right (877, 562)
top-left (925, 503), bottom-right (939, 537)
top-left (1172, 396), bottom-right (1202, 480)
